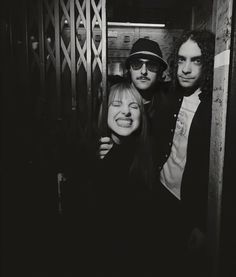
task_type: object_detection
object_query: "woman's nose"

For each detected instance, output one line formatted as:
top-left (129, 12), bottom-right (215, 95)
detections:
top-left (121, 105), bottom-right (131, 115)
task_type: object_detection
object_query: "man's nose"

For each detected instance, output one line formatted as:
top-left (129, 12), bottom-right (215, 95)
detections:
top-left (182, 61), bottom-right (191, 74)
top-left (140, 62), bottom-right (148, 75)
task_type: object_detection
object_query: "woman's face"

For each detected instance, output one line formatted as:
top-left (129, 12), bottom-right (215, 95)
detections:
top-left (107, 92), bottom-right (141, 143)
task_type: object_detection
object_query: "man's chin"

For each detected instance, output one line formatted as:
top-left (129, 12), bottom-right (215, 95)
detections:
top-left (135, 81), bottom-right (153, 91)
top-left (179, 81), bottom-right (193, 88)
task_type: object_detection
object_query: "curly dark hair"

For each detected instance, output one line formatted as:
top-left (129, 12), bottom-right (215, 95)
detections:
top-left (169, 29), bottom-right (215, 95)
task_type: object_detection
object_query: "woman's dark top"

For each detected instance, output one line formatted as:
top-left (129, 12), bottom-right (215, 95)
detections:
top-left (62, 136), bottom-right (158, 271)
top-left (93, 137), bottom-right (156, 266)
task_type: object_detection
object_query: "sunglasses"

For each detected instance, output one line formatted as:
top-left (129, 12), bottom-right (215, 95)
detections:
top-left (130, 60), bottom-right (160, 73)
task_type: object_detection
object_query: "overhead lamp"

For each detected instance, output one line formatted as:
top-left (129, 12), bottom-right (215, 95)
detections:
top-left (78, 21), bottom-right (165, 28)
top-left (107, 22), bottom-right (165, 28)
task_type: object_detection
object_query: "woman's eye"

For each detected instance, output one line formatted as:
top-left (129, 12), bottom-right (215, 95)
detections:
top-left (111, 101), bottom-right (121, 107)
top-left (130, 103), bottom-right (139, 109)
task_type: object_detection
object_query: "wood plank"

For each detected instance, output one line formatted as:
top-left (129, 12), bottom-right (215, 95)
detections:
top-left (220, 5), bottom-right (236, 275)
top-left (208, 0), bottom-right (234, 276)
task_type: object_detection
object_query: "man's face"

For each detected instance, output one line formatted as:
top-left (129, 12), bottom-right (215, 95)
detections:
top-left (177, 39), bottom-right (202, 89)
top-left (129, 58), bottom-right (159, 91)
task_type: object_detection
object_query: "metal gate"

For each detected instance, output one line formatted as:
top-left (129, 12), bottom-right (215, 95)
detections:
top-left (27, 0), bottom-right (107, 137)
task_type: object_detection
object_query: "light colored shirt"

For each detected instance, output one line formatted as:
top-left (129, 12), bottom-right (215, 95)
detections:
top-left (160, 89), bottom-right (201, 200)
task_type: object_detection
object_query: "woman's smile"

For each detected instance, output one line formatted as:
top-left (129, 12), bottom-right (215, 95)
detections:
top-left (116, 118), bottom-right (133, 127)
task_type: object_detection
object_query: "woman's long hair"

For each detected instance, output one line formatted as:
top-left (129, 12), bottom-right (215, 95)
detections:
top-left (169, 29), bottom-right (215, 95)
top-left (105, 81), bottom-right (155, 190)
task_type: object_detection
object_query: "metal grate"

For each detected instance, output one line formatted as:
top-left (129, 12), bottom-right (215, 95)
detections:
top-left (27, 0), bottom-right (107, 135)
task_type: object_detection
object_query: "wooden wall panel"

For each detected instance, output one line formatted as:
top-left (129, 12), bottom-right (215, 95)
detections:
top-left (208, 0), bottom-right (234, 276)
top-left (220, 2), bottom-right (236, 275)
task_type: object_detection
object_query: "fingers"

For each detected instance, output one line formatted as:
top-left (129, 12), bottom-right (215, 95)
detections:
top-left (99, 150), bottom-right (109, 159)
top-left (99, 143), bottom-right (113, 151)
top-left (99, 137), bottom-right (112, 144)
top-left (98, 137), bottom-right (113, 159)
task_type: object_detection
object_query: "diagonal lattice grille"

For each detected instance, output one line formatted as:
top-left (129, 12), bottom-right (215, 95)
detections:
top-left (27, 0), bottom-right (107, 130)
top-left (75, 0), bottom-right (87, 71)
top-left (44, 0), bottom-right (56, 71)
top-left (91, 0), bottom-right (102, 72)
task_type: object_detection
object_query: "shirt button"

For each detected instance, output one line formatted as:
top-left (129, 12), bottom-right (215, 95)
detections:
top-left (171, 129), bottom-right (174, 132)
top-left (179, 98), bottom-right (182, 102)
top-left (174, 114), bottom-right (177, 117)
top-left (169, 142), bottom-right (172, 146)
top-left (165, 154), bottom-right (168, 158)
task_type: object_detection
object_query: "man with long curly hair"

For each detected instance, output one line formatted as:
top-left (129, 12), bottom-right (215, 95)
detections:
top-left (152, 29), bottom-right (215, 276)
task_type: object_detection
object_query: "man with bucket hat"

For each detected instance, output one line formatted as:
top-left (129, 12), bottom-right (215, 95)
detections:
top-left (125, 37), bottom-right (168, 96)
top-left (99, 38), bottom-right (169, 158)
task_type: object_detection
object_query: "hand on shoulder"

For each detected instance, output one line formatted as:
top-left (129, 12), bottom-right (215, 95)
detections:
top-left (98, 137), bottom-right (113, 159)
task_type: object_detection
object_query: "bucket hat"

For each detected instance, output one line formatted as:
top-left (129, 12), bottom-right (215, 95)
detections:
top-left (125, 38), bottom-right (168, 70)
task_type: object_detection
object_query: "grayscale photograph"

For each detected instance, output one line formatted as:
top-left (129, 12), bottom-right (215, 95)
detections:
top-left (1, 0), bottom-right (235, 276)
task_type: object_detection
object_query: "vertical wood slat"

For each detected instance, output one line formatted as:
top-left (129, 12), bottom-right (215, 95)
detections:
top-left (220, 4), bottom-right (236, 275)
top-left (207, 0), bottom-right (234, 276)
top-left (54, 0), bottom-right (61, 119)
top-left (38, 0), bottom-right (46, 94)
top-left (86, 0), bottom-right (92, 136)
top-left (101, 0), bottom-right (107, 135)
top-left (70, 0), bottom-right (77, 111)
